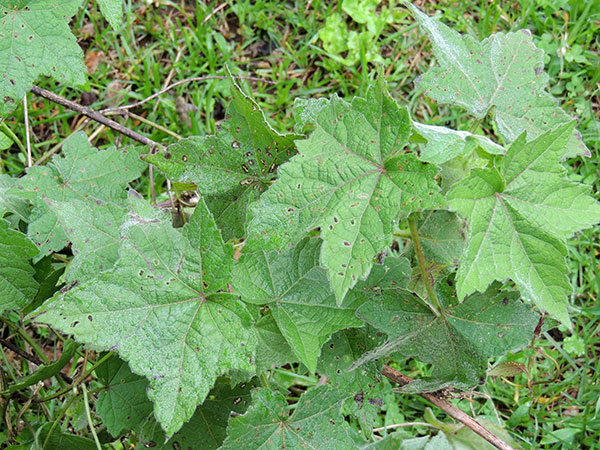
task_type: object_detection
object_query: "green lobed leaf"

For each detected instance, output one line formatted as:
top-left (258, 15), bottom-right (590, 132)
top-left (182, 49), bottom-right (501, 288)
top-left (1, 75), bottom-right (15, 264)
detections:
top-left (0, 0), bottom-right (87, 116)
top-left (9, 133), bottom-right (145, 259)
top-left (408, 4), bottom-right (589, 158)
top-left (354, 279), bottom-right (538, 392)
top-left (36, 193), bottom-right (257, 436)
top-left (254, 313), bottom-right (299, 373)
top-left (448, 122), bottom-right (600, 325)
top-left (247, 79), bottom-right (445, 303)
top-left (233, 237), bottom-right (364, 372)
top-left (96, 0), bottom-right (122, 30)
top-left (411, 121), bottom-right (504, 164)
top-left (221, 386), bottom-right (356, 449)
top-left (144, 71), bottom-right (301, 240)
top-left (318, 327), bottom-right (385, 438)
top-left (0, 173), bottom-right (30, 220)
top-left (0, 219), bottom-right (38, 312)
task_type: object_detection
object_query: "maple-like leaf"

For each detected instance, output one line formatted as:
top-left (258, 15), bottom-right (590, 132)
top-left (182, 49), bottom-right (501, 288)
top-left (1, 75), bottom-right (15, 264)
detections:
top-left (9, 133), bottom-right (145, 258)
top-left (36, 194), bottom-right (257, 436)
top-left (233, 237), bottom-right (364, 372)
top-left (96, 0), bottom-right (122, 30)
top-left (0, 0), bottom-right (87, 116)
top-left (447, 122), bottom-right (600, 325)
top-left (408, 4), bottom-right (589, 158)
top-left (254, 313), bottom-right (298, 373)
top-left (221, 386), bottom-right (356, 449)
top-left (144, 72), bottom-right (301, 240)
top-left (412, 121), bottom-right (504, 164)
top-left (0, 173), bottom-right (29, 220)
top-left (247, 80), bottom-right (445, 303)
top-left (355, 278), bottom-right (538, 392)
top-left (0, 220), bottom-right (38, 312)
top-left (318, 327), bottom-right (385, 438)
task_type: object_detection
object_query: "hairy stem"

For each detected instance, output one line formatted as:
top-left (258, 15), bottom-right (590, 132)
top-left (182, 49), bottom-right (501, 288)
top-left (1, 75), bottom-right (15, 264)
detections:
top-left (408, 214), bottom-right (442, 316)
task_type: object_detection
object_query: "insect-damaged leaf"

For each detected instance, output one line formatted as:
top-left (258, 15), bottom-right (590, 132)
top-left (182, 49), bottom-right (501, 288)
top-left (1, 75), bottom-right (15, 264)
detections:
top-left (221, 386), bottom-right (356, 449)
top-left (448, 122), bottom-right (600, 326)
top-left (233, 237), bottom-right (364, 372)
top-left (355, 278), bottom-right (538, 392)
top-left (247, 79), bottom-right (444, 304)
top-left (9, 133), bottom-right (145, 259)
top-left (144, 70), bottom-right (301, 240)
top-left (408, 4), bottom-right (589, 158)
top-left (36, 193), bottom-right (257, 436)
top-left (0, 219), bottom-right (38, 312)
top-left (0, 0), bottom-right (87, 116)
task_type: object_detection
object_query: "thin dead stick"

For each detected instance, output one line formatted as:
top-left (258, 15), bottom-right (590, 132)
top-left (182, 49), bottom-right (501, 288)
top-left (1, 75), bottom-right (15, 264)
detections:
top-left (101, 75), bottom-right (275, 113)
top-left (381, 365), bottom-right (515, 450)
top-left (23, 94), bottom-right (32, 167)
top-left (153, 47), bottom-right (183, 113)
top-left (29, 85), bottom-right (162, 150)
top-left (0, 338), bottom-right (73, 385)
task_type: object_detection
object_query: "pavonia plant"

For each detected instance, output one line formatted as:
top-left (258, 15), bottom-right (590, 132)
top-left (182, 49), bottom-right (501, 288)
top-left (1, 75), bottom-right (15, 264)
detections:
top-left (1, 1), bottom-right (598, 448)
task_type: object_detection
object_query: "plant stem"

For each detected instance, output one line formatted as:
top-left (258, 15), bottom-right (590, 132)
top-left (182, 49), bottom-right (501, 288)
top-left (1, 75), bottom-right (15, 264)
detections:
top-left (381, 365), bottom-right (516, 450)
top-left (408, 214), bottom-right (442, 316)
top-left (82, 384), bottom-right (102, 450)
top-left (469, 118), bottom-right (483, 134)
top-left (0, 121), bottom-right (26, 153)
top-left (259, 372), bottom-right (271, 390)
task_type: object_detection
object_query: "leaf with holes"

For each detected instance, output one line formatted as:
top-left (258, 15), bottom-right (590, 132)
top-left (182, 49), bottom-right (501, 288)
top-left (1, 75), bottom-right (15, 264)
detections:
top-left (221, 386), bottom-right (356, 449)
top-left (233, 237), bottom-right (364, 372)
top-left (408, 4), bottom-right (589, 158)
top-left (144, 71), bottom-right (301, 240)
top-left (355, 278), bottom-right (538, 392)
top-left (0, 219), bottom-right (38, 312)
top-left (0, 0), bottom-right (87, 116)
top-left (9, 133), bottom-right (145, 259)
top-left (448, 122), bottom-right (600, 325)
top-left (246, 79), bottom-right (444, 303)
top-left (36, 193), bottom-right (257, 436)
top-left (318, 327), bottom-right (385, 438)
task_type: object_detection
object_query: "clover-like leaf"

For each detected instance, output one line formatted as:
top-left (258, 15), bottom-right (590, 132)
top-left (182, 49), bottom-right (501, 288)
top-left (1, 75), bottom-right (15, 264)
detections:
top-left (36, 194), bottom-right (257, 436)
top-left (221, 386), bottom-right (356, 449)
top-left (355, 280), bottom-right (538, 392)
top-left (233, 237), bottom-right (364, 372)
top-left (408, 4), bottom-right (589, 158)
top-left (144, 71), bottom-right (301, 240)
top-left (448, 122), bottom-right (600, 325)
top-left (0, 0), bottom-right (87, 116)
top-left (247, 80), bottom-right (445, 303)
top-left (9, 133), bottom-right (145, 258)
top-left (0, 219), bottom-right (38, 312)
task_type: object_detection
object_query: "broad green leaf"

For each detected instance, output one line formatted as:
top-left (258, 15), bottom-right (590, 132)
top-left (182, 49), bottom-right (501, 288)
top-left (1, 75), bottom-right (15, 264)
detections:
top-left (412, 121), bottom-right (504, 164)
top-left (233, 237), bottom-right (364, 372)
top-left (9, 133), bottom-right (145, 258)
top-left (408, 4), bottom-right (589, 158)
top-left (0, 0), bottom-right (87, 116)
top-left (96, 0), bottom-right (122, 30)
top-left (255, 313), bottom-right (298, 373)
top-left (144, 73), bottom-right (300, 240)
top-left (319, 13), bottom-right (348, 55)
top-left (34, 423), bottom-right (99, 450)
top-left (448, 123), bottom-right (600, 325)
top-left (0, 173), bottom-right (29, 220)
top-left (403, 210), bottom-right (466, 267)
top-left (36, 194), bottom-right (257, 436)
top-left (247, 80), bottom-right (445, 303)
top-left (318, 327), bottom-right (385, 437)
top-left (50, 199), bottom-right (125, 282)
top-left (342, 0), bottom-right (380, 25)
top-left (221, 386), bottom-right (356, 449)
top-left (0, 219), bottom-right (38, 312)
top-left (6, 339), bottom-right (75, 393)
top-left (96, 355), bottom-right (154, 437)
top-left (355, 280), bottom-right (538, 391)
top-left (138, 378), bottom-right (256, 450)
